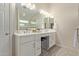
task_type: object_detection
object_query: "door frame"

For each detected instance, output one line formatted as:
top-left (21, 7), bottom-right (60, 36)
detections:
top-left (9, 3), bottom-right (16, 56)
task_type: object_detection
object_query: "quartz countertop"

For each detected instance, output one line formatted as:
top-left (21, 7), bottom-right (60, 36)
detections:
top-left (14, 29), bottom-right (56, 36)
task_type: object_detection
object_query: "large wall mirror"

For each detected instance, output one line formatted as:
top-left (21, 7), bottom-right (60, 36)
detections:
top-left (16, 3), bottom-right (54, 30)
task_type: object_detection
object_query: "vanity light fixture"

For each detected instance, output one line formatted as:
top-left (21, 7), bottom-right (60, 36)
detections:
top-left (40, 9), bottom-right (49, 17)
top-left (21, 3), bottom-right (36, 10)
top-left (40, 9), bottom-right (54, 18)
top-left (50, 16), bottom-right (54, 18)
top-left (30, 21), bottom-right (36, 24)
top-left (19, 23), bottom-right (25, 26)
top-left (28, 4), bottom-right (36, 10)
top-left (19, 20), bottom-right (29, 23)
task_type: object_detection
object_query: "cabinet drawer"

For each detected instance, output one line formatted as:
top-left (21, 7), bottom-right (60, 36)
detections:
top-left (20, 35), bottom-right (35, 43)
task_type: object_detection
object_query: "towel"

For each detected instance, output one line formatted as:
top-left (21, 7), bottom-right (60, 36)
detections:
top-left (73, 28), bottom-right (79, 48)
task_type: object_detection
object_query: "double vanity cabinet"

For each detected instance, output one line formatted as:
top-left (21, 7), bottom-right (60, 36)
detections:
top-left (14, 30), bottom-right (56, 56)
top-left (14, 4), bottom-right (56, 56)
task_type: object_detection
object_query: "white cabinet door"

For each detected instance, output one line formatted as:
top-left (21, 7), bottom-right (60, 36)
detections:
top-left (0, 4), bottom-right (10, 56)
top-left (35, 34), bottom-right (41, 56)
top-left (49, 33), bottom-right (56, 48)
top-left (15, 35), bottom-right (35, 56)
top-left (20, 41), bottom-right (35, 56)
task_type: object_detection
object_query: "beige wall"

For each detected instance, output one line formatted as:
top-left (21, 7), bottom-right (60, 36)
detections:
top-left (49, 4), bottom-right (79, 48)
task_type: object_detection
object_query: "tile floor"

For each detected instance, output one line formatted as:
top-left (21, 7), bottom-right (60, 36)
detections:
top-left (40, 45), bottom-right (79, 56)
top-left (56, 47), bottom-right (79, 56)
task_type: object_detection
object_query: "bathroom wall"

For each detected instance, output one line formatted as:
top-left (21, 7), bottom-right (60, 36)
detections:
top-left (49, 4), bottom-right (79, 48)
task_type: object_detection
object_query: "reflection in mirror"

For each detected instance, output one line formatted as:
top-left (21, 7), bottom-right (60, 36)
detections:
top-left (17, 3), bottom-right (54, 31)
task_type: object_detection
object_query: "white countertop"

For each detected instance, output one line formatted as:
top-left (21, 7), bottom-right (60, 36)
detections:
top-left (14, 29), bottom-right (56, 36)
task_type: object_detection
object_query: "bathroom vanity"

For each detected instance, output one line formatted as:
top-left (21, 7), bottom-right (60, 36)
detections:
top-left (14, 29), bottom-right (56, 56)
top-left (14, 4), bottom-right (56, 56)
